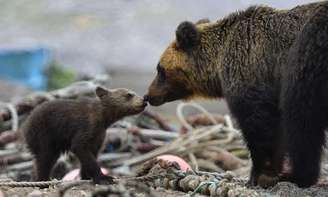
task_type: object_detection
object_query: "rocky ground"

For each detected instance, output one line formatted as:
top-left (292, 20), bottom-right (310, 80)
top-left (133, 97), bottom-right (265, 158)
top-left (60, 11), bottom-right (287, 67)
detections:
top-left (2, 174), bottom-right (328, 197)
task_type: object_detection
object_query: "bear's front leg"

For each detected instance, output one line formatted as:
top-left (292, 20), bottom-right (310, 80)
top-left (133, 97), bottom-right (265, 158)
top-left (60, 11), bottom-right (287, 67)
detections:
top-left (226, 88), bottom-right (282, 188)
top-left (245, 134), bottom-right (280, 188)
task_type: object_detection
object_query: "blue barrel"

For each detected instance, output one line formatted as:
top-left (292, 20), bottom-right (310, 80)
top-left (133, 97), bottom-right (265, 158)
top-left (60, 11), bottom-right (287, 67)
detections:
top-left (0, 47), bottom-right (50, 90)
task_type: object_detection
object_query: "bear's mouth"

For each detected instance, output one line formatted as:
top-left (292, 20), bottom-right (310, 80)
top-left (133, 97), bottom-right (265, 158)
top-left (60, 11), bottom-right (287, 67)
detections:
top-left (148, 96), bottom-right (165, 106)
top-left (129, 104), bottom-right (147, 114)
top-left (147, 95), bottom-right (179, 106)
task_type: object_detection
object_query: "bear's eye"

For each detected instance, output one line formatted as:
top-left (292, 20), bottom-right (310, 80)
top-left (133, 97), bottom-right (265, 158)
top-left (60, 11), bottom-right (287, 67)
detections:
top-left (157, 63), bottom-right (166, 82)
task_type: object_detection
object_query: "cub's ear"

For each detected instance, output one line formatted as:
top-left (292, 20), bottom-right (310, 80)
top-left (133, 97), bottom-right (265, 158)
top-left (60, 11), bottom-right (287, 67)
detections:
top-left (95, 86), bottom-right (110, 98)
top-left (176, 21), bottom-right (200, 51)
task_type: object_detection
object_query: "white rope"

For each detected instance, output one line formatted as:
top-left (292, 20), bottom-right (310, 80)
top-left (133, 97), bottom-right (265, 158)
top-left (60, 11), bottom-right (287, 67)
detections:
top-left (224, 115), bottom-right (233, 130)
top-left (224, 114), bottom-right (241, 136)
top-left (0, 102), bottom-right (19, 131)
top-left (176, 102), bottom-right (241, 143)
top-left (176, 102), bottom-right (218, 131)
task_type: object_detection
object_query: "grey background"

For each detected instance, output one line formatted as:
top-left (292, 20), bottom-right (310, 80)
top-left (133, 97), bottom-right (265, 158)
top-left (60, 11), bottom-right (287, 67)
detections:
top-left (0, 0), bottom-right (317, 114)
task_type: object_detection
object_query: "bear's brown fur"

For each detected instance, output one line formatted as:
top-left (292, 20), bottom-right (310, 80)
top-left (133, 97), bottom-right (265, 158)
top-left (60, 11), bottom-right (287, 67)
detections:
top-left (145, 1), bottom-right (328, 187)
top-left (22, 87), bottom-right (147, 183)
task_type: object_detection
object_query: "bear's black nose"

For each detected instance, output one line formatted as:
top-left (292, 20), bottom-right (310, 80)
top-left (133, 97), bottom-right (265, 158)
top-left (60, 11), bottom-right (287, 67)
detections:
top-left (143, 95), bottom-right (150, 102)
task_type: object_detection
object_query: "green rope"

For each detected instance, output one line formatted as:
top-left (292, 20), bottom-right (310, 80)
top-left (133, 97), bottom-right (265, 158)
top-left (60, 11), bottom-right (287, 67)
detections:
top-left (190, 181), bottom-right (217, 196)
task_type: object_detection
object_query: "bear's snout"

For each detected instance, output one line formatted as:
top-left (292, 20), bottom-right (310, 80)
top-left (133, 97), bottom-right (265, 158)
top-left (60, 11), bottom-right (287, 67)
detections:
top-left (144, 94), bottom-right (165, 106)
top-left (142, 99), bottom-right (148, 107)
top-left (143, 95), bottom-right (150, 102)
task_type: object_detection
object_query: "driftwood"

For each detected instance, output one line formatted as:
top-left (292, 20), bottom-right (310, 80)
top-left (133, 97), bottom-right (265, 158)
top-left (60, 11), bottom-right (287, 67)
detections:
top-left (196, 147), bottom-right (246, 171)
top-left (140, 110), bottom-right (176, 132)
top-left (111, 124), bottom-right (239, 167)
top-left (186, 113), bottom-right (226, 127)
top-left (136, 143), bottom-right (160, 153)
top-left (0, 130), bottom-right (18, 146)
top-left (0, 152), bottom-right (31, 166)
top-left (127, 128), bottom-right (179, 140)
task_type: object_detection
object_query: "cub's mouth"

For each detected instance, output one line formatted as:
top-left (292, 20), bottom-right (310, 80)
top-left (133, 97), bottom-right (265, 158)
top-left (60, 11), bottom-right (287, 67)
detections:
top-left (134, 101), bottom-right (148, 113)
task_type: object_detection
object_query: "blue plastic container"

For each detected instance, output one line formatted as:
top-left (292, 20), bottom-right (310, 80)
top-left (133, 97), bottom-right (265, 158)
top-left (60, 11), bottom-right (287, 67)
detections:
top-left (0, 47), bottom-right (50, 90)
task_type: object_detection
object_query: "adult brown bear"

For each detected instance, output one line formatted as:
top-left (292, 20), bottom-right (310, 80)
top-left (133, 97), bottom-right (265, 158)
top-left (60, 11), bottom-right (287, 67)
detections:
top-left (144, 1), bottom-right (328, 188)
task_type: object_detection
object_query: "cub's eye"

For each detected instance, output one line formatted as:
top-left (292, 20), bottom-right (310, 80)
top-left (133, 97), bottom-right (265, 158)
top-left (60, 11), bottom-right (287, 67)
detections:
top-left (126, 93), bottom-right (134, 99)
top-left (157, 63), bottom-right (166, 82)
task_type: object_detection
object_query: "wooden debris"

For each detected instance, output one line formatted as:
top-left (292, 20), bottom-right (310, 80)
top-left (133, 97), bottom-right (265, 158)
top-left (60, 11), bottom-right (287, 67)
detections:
top-left (197, 147), bottom-right (246, 171)
top-left (186, 113), bottom-right (225, 127)
top-left (141, 110), bottom-right (176, 132)
top-left (0, 130), bottom-right (18, 147)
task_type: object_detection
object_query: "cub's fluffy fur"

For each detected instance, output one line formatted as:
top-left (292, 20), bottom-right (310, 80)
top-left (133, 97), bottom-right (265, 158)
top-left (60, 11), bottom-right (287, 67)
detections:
top-left (22, 87), bottom-right (147, 183)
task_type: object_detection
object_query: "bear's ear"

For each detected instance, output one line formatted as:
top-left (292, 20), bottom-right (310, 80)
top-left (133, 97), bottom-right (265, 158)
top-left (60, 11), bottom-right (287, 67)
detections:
top-left (176, 21), bottom-right (200, 51)
top-left (195, 18), bottom-right (210, 25)
top-left (95, 86), bottom-right (111, 98)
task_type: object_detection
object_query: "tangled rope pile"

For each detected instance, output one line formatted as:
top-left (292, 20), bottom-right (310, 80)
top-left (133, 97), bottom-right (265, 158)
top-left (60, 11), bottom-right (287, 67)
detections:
top-left (150, 170), bottom-right (256, 197)
top-left (89, 159), bottom-right (257, 197)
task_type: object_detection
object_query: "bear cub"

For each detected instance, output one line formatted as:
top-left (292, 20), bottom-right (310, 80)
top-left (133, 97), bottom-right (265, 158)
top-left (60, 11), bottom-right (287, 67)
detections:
top-left (21, 86), bottom-right (147, 184)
